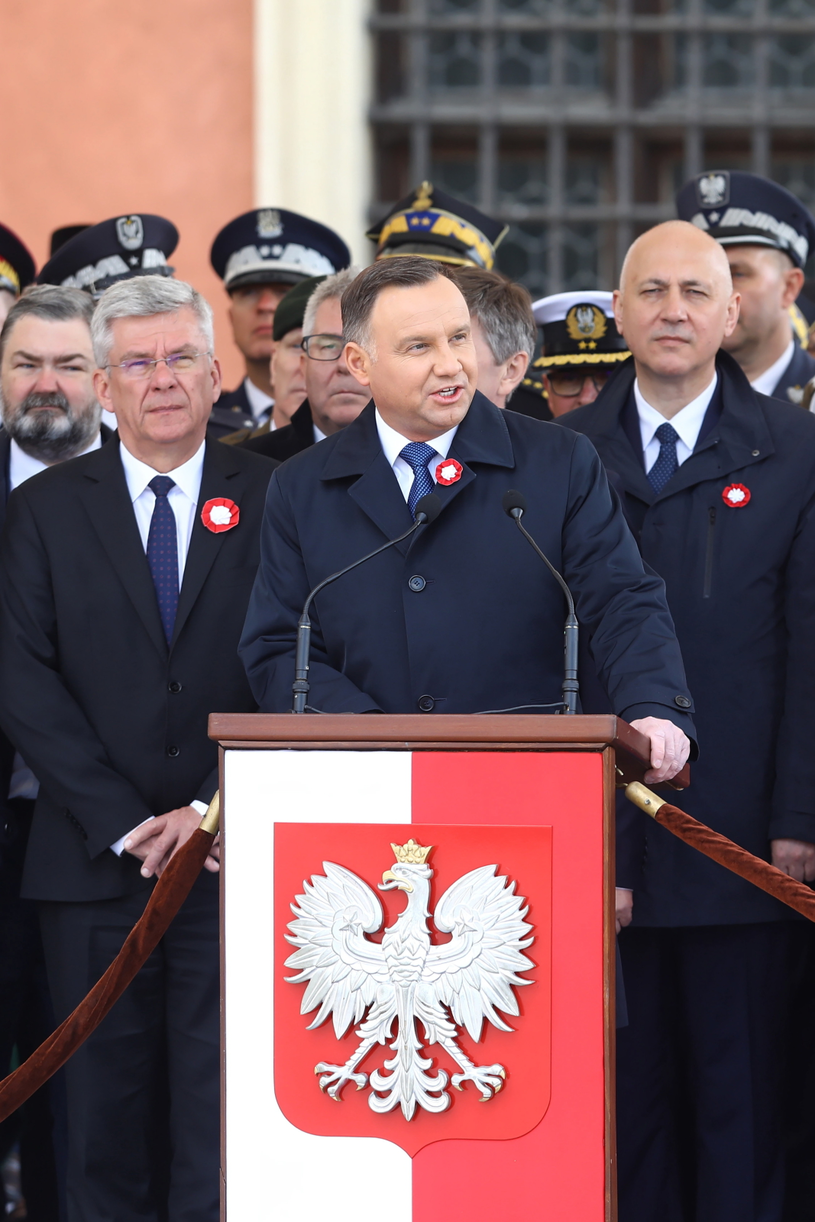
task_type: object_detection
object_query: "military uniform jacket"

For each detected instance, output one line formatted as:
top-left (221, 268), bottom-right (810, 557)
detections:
top-left (241, 397), bottom-right (313, 461)
top-left (563, 351), bottom-right (815, 926)
top-left (208, 380), bottom-right (257, 439)
top-left (0, 438), bottom-right (277, 902)
top-left (240, 393), bottom-right (695, 738)
top-left (769, 341), bottom-right (815, 405)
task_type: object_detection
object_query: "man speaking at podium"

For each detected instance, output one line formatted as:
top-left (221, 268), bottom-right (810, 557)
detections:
top-left (240, 258), bottom-right (694, 783)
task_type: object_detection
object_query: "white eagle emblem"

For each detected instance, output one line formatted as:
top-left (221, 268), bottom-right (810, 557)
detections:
top-left (698, 173), bottom-right (728, 208)
top-left (285, 840), bottom-right (535, 1121)
top-left (115, 215), bottom-right (144, 251)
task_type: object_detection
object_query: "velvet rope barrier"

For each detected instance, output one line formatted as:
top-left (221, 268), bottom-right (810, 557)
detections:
top-left (0, 793), bottom-right (220, 1124)
top-left (626, 782), bottom-right (815, 922)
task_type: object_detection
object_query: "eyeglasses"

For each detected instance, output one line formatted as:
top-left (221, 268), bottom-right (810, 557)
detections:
top-left (106, 351), bottom-right (212, 380)
top-left (301, 334), bottom-right (345, 361)
top-left (546, 370), bottom-right (612, 398)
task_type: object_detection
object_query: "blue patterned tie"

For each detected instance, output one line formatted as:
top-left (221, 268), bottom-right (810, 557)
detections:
top-left (647, 422), bottom-right (680, 494)
top-left (399, 442), bottom-right (436, 520)
top-left (146, 476), bottom-right (178, 643)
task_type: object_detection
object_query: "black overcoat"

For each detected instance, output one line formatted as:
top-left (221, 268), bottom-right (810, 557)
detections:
top-left (0, 438), bottom-right (276, 902)
top-left (563, 352), bottom-right (815, 925)
top-left (240, 392), bottom-right (696, 735)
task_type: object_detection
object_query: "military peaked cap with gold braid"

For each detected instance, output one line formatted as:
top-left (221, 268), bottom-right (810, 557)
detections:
top-left (0, 223), bottom-right (35, 297)
top-left (532, 290), bottom-right (630, 370)
top-left (367, 182), bottom-right (507, 270)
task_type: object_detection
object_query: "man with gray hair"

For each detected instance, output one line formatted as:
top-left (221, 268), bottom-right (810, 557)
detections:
top-left (241, 265), bottom-right (371, 461)
top-left (452, 266), bottom-right (536, 411)
top-left (0, 284), bottom-right (108, 1221)
top-left (0, 276), bottom-right (276, 1222)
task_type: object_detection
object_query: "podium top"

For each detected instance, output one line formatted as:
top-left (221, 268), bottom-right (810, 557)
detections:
top-left (209, 713), bottom-right (689, 789)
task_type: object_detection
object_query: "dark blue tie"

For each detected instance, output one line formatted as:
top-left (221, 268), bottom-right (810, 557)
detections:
top-left (146, 475), bottom-right (178, 643)
top-left (647, 422), bottom-right (680, 494)
top-left (399, 442), bottom-right (436, 520)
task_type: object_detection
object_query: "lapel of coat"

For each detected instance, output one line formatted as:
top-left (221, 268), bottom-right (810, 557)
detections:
top-left (171, 440), bottom-right (246, 646)
top-left (78, 438), bottom-right (168, 660)
top-left (320, 395), bottom-right (515, 553)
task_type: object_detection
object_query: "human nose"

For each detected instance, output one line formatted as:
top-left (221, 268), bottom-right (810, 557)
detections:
top-left (661, 285), bottom-right (688, 321)
top-left (31, 364), bottom-right (60, 393)
top-left (147, 357), bottom-right (178, 387)
top-left (576, 379), bottom-right (600, 407)
top-left (433, 340), bottom-right (462, 376)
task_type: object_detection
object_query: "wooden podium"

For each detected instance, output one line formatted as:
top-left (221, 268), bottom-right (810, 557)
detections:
top-left (211, 713), bottom-right (668, 1222)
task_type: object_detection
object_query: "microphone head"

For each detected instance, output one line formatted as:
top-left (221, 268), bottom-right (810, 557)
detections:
top-left (414, 492), bottom-right (442, 524)
top-left (502, 489), bottom-right (528, 519)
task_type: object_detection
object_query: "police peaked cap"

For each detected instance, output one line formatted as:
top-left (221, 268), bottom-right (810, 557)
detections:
top-left (273, 276), bottom-right (327, 342)
top-left (532, 290), bottom-right (630, 369)
top-left (367, 182), bottom-right (508, 271)
top-left (38, 215), bottom-right (178, 297)
top-left (676, 171), bottom-right (815, 270)
top-left (211, 209), bottom-right (351, 292)
top-left (0, 223), bottom-right (35, 297)
top-left (49, 225), bottom-right (91, 257)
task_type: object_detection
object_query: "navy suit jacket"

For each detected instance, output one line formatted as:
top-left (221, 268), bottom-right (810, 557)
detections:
top-left (770, 341), bottom-right (815, 404)
top-left (563, 351), bottom-right (815, 925)
top-left (240, 392), bottom-right (695, 733)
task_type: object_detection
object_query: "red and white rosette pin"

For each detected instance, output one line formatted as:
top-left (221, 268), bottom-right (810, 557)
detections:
top-left (435, 458), bottom-right (463, 486)
top-left (201, 497), bottom-right (240, 533)
top-left (721, 483), bottom-right (751, 509)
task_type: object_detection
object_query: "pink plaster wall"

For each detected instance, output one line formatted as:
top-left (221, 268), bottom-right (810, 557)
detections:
top-left (0, 0), bottom-right (254, 388)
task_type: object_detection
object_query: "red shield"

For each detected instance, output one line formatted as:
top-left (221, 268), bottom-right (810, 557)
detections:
top-left (274, 822), bottom-right (552, 1158)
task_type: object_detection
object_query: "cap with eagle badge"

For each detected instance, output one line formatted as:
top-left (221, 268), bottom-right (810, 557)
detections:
top-left (210, 209), bottom-right (350, 293)
top-left (37, 214), bottom-right (178, 299)
top-left (675, 170), bottom-right (815, 270)
top-left (531, 290), bottom-right (630, 370)
top-left (0, 223), bottom-right (36, 298)
top-left (367, 181), bottom-right (508, 270)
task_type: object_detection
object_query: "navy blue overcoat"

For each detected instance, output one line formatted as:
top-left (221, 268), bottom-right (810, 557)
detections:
top-left (240, 392), bottom-right (695, 735)
top-left (563, 352), bottom-right (815, 925)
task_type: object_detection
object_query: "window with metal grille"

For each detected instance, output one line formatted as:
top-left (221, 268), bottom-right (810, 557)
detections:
top-left (370, 0), bottom-right (815, 293)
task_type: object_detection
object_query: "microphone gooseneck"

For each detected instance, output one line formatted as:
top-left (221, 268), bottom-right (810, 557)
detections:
top-left (502, 488), bottom-right (579, 715)
top-left (292, 492), bottom-right (441, 713)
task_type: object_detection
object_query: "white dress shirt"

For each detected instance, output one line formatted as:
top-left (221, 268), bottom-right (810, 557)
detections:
top-left (635, 374), bottom-right (718, 475)
top-left (244, 377), bottom-right (275, 426)
top-left (313, 423), bottom-right (328, 444)
top-left (749, 339), bottom-right (795, 397)
top-left (375, 410), bottom-right (459, 502)
top-left (8, 434), bottom-right (103, 802)
top-left (111, 440), bottom-right (209, 855)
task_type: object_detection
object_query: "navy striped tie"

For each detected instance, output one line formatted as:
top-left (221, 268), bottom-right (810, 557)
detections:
top-left (647, 422), bottom-right (680, 494)
top-left (399, 442), bottom-right (436, 520)
top-left (146, 475), bottom-right (179, 643)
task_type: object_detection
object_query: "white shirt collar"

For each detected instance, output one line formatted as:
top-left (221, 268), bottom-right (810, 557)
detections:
top-left (374, 409), bottom-right (459, 466)
top-left (8, 433), bottom-right (102, 492)
top-left (749, 339), bottom-right (795, 396)
top-left (634, 373), bottom-right (718, 454)
top-left (119, 438), bottom-right (206, 505)
top-left (313, 423), bottom-right (328, 443)
top-left (244, 377), bottom-right (274, 421)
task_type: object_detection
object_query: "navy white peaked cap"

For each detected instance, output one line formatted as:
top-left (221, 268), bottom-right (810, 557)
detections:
top-left (210, 209), bottom-right (351, 291)
top-left (675, 171), bottom-right (815, 269)
top-left (38, 215), bottom-right (178, 297)
top-left (532, 290), bottom-right (630, 368)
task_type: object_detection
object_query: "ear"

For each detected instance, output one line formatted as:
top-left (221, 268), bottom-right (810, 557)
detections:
top-left (499, 351), bottom-right (530, 398)
top-left (612, 288), bottom-right (624, 337)
top-left (209, 355), bottom-right (222, 403)
top-left (345, 341), bottom-right (372, 387)
top-left (93, 367), bottom-right (114, 415)
top-left (723, 291), bottom-right (741, 339)
top-left (782, 265), bottom-right (805, 310)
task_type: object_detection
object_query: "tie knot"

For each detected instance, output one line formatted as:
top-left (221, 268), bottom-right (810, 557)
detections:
top-left (655, 422), bottom-right (679, 446)
top-left (399, 442), bottom-right (436, 474)
top-left (149, 475), bottom-right (175, 498)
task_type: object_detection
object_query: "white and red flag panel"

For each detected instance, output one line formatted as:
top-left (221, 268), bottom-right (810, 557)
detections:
top-left (223, 748), bottom-right (611, 1220)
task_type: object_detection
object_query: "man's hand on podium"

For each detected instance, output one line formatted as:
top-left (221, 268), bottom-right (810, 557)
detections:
top-left (629, 717), bottom-right (691, 784)
top-left (616, 888), bottom-right (634, 934)
top-left (771, 839), bottom-right (815, 884)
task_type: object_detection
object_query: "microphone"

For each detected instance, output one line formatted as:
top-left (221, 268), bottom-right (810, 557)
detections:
top-left (292, 493), bottom-right (442, 713)
top-left (502, 489), bottom-right (579, 715)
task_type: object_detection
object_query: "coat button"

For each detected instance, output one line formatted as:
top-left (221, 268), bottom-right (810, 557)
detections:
top-left (674, 695), bottom-right (692, 709)
top-left (168, 681), bottom-right (182, 693)
top-left (408, 575), bottom-right (426, 592)
top-left (167, 744), bottom-right (180, 757)
top-left (418, 694), bottom-right (435, 712)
